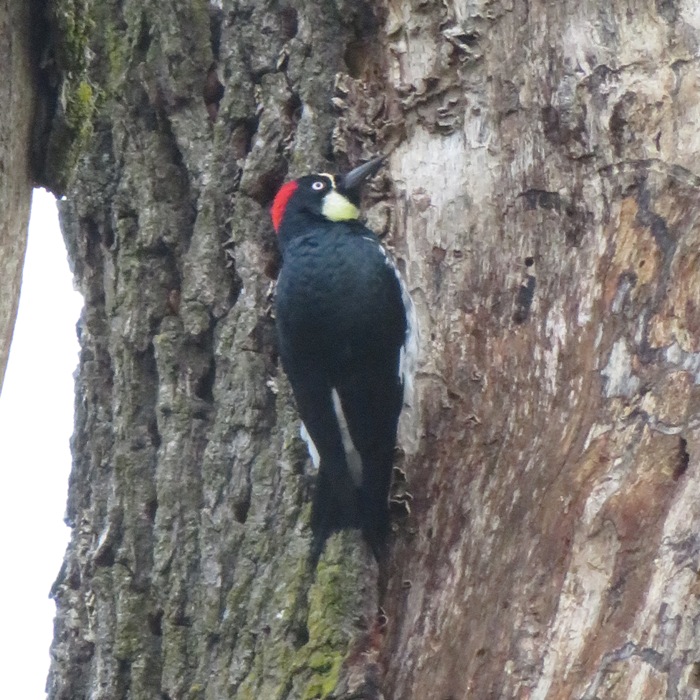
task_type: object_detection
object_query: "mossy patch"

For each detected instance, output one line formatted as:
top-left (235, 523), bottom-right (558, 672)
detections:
top-left (35, 0), bottom-right (98, 193)
top-left (302, 650), bottom-right (343, 699)
top-left (289, 549), bottom-right (367, 698)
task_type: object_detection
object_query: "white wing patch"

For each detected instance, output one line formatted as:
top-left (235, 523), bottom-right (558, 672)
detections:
top-left (363, 236), bottom-right (419, 406)
top-left (399, 279), bottom-right (418, 408)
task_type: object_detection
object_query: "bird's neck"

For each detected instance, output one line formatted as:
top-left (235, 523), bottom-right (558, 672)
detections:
top-left (277, 210), bottom-right (330, 248)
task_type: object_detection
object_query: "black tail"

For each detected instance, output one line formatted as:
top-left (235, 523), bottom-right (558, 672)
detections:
top-left (332, 362), bottom-right (403, 560)
top-left (310, 453), bottom-right (361, 559)
top-left (309, 447), bottom-right (392, 562)
top-left (285, 369), bottom-right (362, 559)
top-left (358, 447), bottom-right (394, 559)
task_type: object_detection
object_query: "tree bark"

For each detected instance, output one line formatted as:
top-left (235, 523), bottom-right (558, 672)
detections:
top-left (0, 0), bottom-right (34, 393)
top-left (46, 1), bottom-right (700, 699)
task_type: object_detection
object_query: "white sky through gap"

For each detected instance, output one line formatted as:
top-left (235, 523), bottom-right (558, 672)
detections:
top-left (0, 188), bottom-right (82, 698)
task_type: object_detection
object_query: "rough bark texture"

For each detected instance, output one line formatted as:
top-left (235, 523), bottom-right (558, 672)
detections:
top-left (46, 1), bottom-right (700, 699)
top-left (0, 0), bottom-right (34, 393)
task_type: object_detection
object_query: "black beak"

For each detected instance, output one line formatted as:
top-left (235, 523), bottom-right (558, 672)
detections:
top-left (338, 155), bottom-right (385, 195)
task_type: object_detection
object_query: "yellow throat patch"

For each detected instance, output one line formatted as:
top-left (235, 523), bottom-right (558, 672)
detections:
top-left (322, 190), bottom-right (359, 222)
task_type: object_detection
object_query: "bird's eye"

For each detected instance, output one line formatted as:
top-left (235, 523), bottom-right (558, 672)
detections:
top-left (311, 181), bottom-right (326, 191)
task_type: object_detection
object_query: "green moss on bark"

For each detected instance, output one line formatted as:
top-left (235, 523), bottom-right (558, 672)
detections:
top-left (38, 0), bottom-right (98, 193)
top-left (294, 559), bottom-right (351, 698)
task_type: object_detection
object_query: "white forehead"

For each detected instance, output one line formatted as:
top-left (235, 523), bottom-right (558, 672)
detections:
top-left (317, 173), bottom-right (337, 189)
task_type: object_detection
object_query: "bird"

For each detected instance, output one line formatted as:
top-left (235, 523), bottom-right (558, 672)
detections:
top-left (272, 156), bottom-right (416, 559)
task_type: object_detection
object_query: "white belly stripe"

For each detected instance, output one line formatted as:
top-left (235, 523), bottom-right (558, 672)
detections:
top-left (399, 277), bottom-right (418, 407)
top-left (299, 390), bottom-right (362, 484)
top-left (361, 236), bottom-right (418, 404)
top-left (300, 422), bottom-right (320, 468)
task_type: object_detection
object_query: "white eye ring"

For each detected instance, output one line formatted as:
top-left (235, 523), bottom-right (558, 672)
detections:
top-left (311, 180), bottom-right (326, 191)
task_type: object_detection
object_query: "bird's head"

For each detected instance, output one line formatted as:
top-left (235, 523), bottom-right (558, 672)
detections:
top-left (271, 156), bottom-right (385, 235)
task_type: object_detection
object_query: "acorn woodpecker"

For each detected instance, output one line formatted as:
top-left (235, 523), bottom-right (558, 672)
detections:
top-left (272, 156), bottom-right (416, 558)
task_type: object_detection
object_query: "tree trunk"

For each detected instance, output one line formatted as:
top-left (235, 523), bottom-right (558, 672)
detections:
top-left (45, 1), bottom-right (700, 699)
top-left (0, 0), bottom-right (34, 392)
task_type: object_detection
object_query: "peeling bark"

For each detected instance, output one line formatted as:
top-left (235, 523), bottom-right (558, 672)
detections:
top-left (46, 1), bottom-right (700, 699)
top-left (382, 2), bottom-right (700, 698)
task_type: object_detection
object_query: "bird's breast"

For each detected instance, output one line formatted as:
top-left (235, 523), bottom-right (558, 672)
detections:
top-left (276, 232), bottom-right (405, 357)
